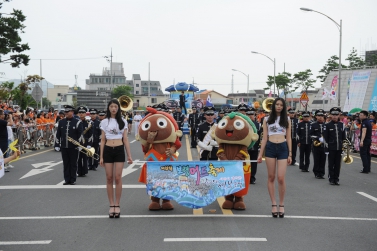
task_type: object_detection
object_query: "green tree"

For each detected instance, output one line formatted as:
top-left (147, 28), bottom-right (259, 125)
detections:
top-left (317, 55), bottom-right (347, 83)
top-left (293, 69), bottom-right (316, 111)
top-left (365, 54), bottom-right (377, 66)
top-left (15, 75), bottom-right (44, 110)
top-left (111, 85), bottom-right (133, 99)
top-left (42, 97), bottom-right (51, 108)
top-left (275, 72), bottom-right (294, 100)
top-left (0, 81), bottom-right (17, 101)
top-left (345, 47), bottom-right (365, 68)
top-left (264, 76), bottom-right (274, 93)
top-left (0, 0), bottom-right (30, 68)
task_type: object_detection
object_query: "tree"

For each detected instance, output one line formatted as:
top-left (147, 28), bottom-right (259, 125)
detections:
top-left (0, 81), bottom-right (17, 101)
top-left (42, 97), bottom-right (51, 108)
top-left (264, 76), bottom-right (274, 93)
top-left (317, 55), bottom-right (347, 83)
top-left (345, 47), bottom-right (365, 68)
top-left (293, 69), bottom-right (316, 111)
top-left (15, 75), bottom-right (44, 110)
top-left (274, 72), bottom-right (294, 100)
top-left (111, 85), bottom-right (133, 99)
top-left (365, 54), bottom-right (377, 66)
top-left (0, 0), bottom-right (30, 68)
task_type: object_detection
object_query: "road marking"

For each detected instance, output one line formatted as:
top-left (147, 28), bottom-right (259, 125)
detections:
top-left (122, 159), bottom-right (143, 177)
top-left (216, 197), bottom-right (233, 215)
top-left (20, 161), bottom-right (63, 180)
top-left (357, 192), bottom-right (377, 203)
top-left (130, 140), bottom-right (136, 143)
top-left (18, 149), bottom-right (54, 160)
top-left (350, 154), bottom-right (377, 164)
top-left (0, 240), bottom-right (52, 245)
top-left (1, 214), bottom-right (377, 221)
top-left (0, 185), bottom-right (145, 189)
top-left (295, 163), bottom-right (299, 166)
top-left (164, 237), bottom-right (267, 242)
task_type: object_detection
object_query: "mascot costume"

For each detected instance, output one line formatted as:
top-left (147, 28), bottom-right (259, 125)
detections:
top-left (214, 112), bottom-right (258, 210)
top-left (137, 107), bottom-right (183, 210)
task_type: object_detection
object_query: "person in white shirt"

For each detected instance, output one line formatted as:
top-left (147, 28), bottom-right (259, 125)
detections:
top-left (133, 111), bottom-right (143, 137)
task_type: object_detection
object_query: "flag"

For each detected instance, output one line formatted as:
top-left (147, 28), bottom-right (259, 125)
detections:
top-left (347, 77), bottom-right (351, 101)
top-left (241, 97), bottom-right (244, 104)
top-left (268, 91), bottom-right (272, 97)
top-left (329, 87), bottom-right (336, 100)
top-left (279, 91), bottom-right (285, 98)
top-left (206, 94), bottom-right (213, 107)
top-left (321, 88), bottom-right (329, 100)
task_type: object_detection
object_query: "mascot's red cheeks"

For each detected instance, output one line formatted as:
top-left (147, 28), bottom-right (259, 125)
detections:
top-left (226, 130), bottom-right (233, 137)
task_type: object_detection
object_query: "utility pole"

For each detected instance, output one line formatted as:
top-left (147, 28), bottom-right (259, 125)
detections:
top-left (148, 62), bottom-right (150, 106)
top-left (110, 48), bottom-right (113, 91)
top-left (40, 59), bottom-right (42, 110)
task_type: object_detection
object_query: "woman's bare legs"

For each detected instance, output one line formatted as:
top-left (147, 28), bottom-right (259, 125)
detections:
top-left (266, 157), bottom-right (277, 213)
top-left (105, 163), bottom-right (115, 214)
top-left (277, 159), bottom-right (287, 214)
top-left (114, 162), bottom-right (124, 214)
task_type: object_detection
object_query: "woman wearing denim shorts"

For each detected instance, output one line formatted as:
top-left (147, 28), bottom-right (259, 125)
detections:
top-left (257, 98), bottom-right (292, 218)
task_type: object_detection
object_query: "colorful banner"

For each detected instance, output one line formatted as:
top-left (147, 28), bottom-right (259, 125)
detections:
top-left (146, 161), bottom-right (245, 209)
top-left (368, 77), bottom-right (377, 111)
top-left (329, 75), bottom-right (338, 100)
top-left (353, 129), bottom-right (377, 155)
top-left (343, 70), bottom-right (371, 112)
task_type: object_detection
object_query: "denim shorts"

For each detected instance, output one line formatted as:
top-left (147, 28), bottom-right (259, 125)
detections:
top-left (265, 141), bottom-right (288, 160)
top-left (103, 145), bottom-right (125, 163)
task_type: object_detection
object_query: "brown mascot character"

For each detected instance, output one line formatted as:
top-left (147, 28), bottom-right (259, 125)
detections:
top-left (137, 107), bottom-right (183, 210)
top-left (214, 112), bottom-right (258, 210)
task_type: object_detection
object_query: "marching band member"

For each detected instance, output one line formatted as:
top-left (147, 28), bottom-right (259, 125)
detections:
top-left (288, 108), bottom-right (298, 166)
top-left (246, 108), bottom-right (261, 184)
top-left (217, 109), bottom-right (225, 123)
top-left (173, 107), bottom-right (185, 141)
top-left (310, 109), bottom-right (326, 179)
top-left (77, 106), bottom-right (93, 177)
top-left (323, 107), bottom-right (346, 185)
top-left (133, 111), bottom-right (143, 137)
top-left (297, 111), bottom-right (312, 172)
top-left (196, 106), bottom-right (218, 161)
top-left (126, 111), bottom-right (133, 134)
top-left (54, 105), bottom-right (83, 185)
top-left (237, 103), bottom-right (248, 115)
top-left (98, 110), bottom-right (106, 121)
top-left (88, 108), bottom-right (101, 171)
top-left (188, 107), bottom-right (200, 148)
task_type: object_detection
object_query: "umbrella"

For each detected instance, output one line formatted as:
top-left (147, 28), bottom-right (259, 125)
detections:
top-left (349, 108), bottom-right (362, 114)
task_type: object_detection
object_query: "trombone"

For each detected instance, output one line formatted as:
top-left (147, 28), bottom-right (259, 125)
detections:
top-left (67, 136), bottom-right (99, 160)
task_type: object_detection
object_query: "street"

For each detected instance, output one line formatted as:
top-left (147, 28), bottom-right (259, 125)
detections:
top-left (1, 135), bottom-right (377, 251)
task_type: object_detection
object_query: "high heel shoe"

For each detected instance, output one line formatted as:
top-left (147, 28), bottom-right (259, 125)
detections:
top-left (271, 205), bottom-right (278, 218)
top-left (114, 206), bottom-right (121, 218)
top-left (279, 205), bottom-right (284, 218)
top-left (109, 206), bottom-right (115, 218)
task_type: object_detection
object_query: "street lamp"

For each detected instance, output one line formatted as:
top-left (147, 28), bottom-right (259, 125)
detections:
top-left (300, 7), bottom-right (342, 107)
top-left (251, 51), bottom-right (276, 97)
top-left (232, 69), bottom-right (249, 104)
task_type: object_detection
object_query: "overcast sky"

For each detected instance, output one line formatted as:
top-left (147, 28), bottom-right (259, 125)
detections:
top-left (1, 0), bottom-right (377, 96)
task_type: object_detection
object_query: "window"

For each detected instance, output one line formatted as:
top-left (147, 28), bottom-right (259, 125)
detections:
top-left (151, 87), bottom-right (158, 91)
top-left (136, 91), bottom-right (139, 94)
top-left (99, 78), bottom-right (102, 83)
top-left (151, 98), bottom-right (157, 103)
top-left (136, 84), bottom-right (139, 87)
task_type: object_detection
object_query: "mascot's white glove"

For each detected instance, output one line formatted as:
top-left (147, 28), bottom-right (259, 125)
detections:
top-left (197, 141), bottom-right (213, 151)
top-left (319, 137), bottom-right (324, 143)
top-left (86, 146), bottom-right (91, 149)
top-left (209, 140), bottom-right (218, 147)
top-left (55, 147), bottom-right (60, 151)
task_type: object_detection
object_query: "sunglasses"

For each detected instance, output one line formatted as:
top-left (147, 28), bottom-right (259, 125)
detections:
top-left (78, 111), bottom-right (86, 113)
top-left (206, 113), bottom-right (215, 116)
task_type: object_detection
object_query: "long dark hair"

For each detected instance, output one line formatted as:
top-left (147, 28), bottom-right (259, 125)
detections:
top-left (106, 99), bottom-right (125, 130)
top-left (267, 97), bottom-right (288, 128)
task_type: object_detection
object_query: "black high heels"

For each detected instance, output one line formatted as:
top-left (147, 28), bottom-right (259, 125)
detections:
top-left (109, 206), bottom-right (115, 218)
top-left (279, 205), bottom-right (285, 218)
top-left (114, 206), bottom-right (121, 218)
top-left (271, 205), bottom-right (278, 218)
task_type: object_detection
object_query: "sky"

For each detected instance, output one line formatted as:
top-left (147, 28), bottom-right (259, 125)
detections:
top-left (1, 0), bottom-right (377, 97)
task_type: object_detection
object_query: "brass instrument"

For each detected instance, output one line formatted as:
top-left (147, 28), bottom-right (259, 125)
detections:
top-left (262, 98), bottom-right (275, 113)
top-left (118, 95), bottom-right (133, 112)
top-left (67, 136), bottom-right (99, 160)
top-left (312, 136), bottom-right (323, 147)
top-left (342, 138), bottom-right (353, 164)
top-left (83, 119), bottom-right (92, 135)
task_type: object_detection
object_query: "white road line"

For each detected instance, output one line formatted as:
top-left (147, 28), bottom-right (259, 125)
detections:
top-left (357, 192), bottom-right (377, 203)
top-left (1, 214), bottom-right (377, 221)
top-left (294, 163), bottom-right (299, 166)
top-left (0, 185), bottom-right (145, 189)
top-left (0, 240), bottom-right (52, 245)
top-left (164, 237), bottom-right (267, 242)
top-left (130, 140), bottom-right (136, 143)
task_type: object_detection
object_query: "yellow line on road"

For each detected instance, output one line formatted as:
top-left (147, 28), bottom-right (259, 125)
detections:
top-left (185, 135), bottom-right (204, 215)
top-left (216, 197), bottom-right (233, 215)
top-left (350, 154), bottom-right (377, 164)
top-left (18, 149), bottom-right (54, 160)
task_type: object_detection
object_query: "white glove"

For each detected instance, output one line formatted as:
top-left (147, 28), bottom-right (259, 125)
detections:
top-left (319, 137), bottom-right (324, 143)
top-left (86, 146), bottom-right (91, 149)
top-left (55, 147), bottom-right (60, 151)
top-left (325, 152), bottom-right (329, 155)
top-left (197, 141), bottom-right (213, 151)
top-left (78, 147), bottom-right (82, 151)
top-left (209, 140), bottom-right (218, 147)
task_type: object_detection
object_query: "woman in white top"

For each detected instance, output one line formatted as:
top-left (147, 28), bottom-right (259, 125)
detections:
top-left (257, 98), bottom-right (292, 218)
top-left (100, 99), bottom-right (133, 218)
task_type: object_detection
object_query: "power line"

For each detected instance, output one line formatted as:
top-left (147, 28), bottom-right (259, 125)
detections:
top-left (30, 57), bottom-right (103, 61)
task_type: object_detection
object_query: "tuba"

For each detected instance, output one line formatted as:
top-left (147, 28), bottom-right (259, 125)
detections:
top-left (118, 95), bottom-right (133, 112)
top-left (262, 98), bottom-right (275, 113)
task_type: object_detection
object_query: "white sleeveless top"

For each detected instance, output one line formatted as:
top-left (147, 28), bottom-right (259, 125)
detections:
top-left (100, 118), bottom-right (128, 140)
top-left (266, 116), bottom-right (289, 136)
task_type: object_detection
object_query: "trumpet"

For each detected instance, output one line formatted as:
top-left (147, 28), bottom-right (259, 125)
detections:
top-left (342, 138), bottom-right (353, 164)
top-left (67, 136), bottom-right (99, 160)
